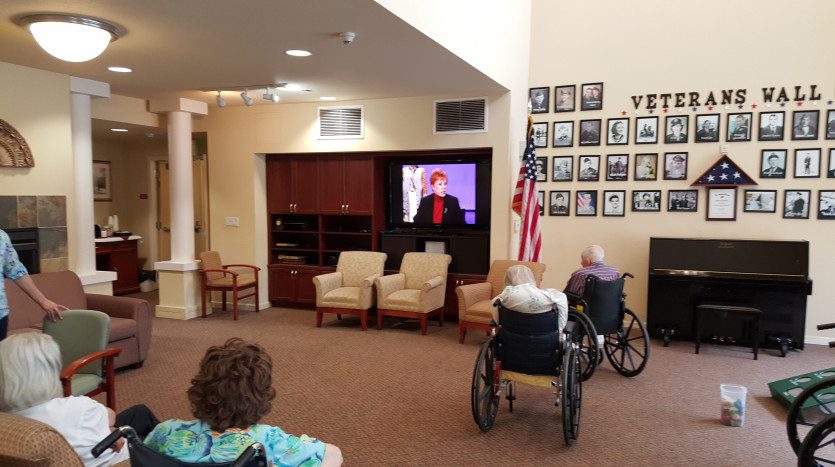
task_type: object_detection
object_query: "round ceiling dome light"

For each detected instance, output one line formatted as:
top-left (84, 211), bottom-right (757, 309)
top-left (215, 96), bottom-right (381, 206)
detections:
top-left (16, 14), bottom-right (122, 62)
top-left (285, 49), bottom-right (312, 57)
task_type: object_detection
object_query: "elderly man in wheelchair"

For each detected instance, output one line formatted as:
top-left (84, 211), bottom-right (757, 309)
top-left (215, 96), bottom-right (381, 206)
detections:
top-left (470, 265), bottom-right (583, 445)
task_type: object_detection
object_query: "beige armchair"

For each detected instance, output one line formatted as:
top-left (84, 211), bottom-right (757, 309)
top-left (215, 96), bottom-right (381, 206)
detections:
top-left (313, 251), bottom-right (387, 331)
top-left (375, 252), bottom-right (452, 335)
top-left (455, 260), bottom-right (546, 343)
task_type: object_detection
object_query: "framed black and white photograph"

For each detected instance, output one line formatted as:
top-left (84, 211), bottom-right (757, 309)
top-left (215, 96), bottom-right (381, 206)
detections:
top-left (758, 111), bottom-right (785, 141)
top-left (829, 149), bottom-right (835, 178)
top-left (727, 112), bottom-right (752, 142)
top-left (549, 190), bottom-right (570, 216)
top-left (577, 155), bottom-right (600, 181)
top-left (602, 190), bottom-right (626, 217)
top-left (783, 190), bottom-right (811, 219)
top-left (634, 153), bottom-right (658, 181)
top-left (694, 114), bottom-right (720, 143)
top-left (635, 116), bottom-right (658, 144)
top-left (792, 110), bottom-right (819, 140)
top-left (707, 187), bottom-right (737, 221)
top-left (580, 82), bottom-right (603, 111)
top-left (743, 190), bottom-right (777, 213)
top-left (668, 190), bottom-right (698, 212)
top-left (606, 118), bottom-right (629, 145)
top-left (554, 85), bottom-right (576, 113)
top-left (93, 160), bottom-right (112, 202)
top-left (530, 87), bottom-right (549, 114)
top-left (760, 150), bottom-right (787, 178)
top-left (794, 148), bottom-right (821, 178)
top-left (534, 156), bottom-right (548, 181)
top-left (552, 156), bottom-right (573, 182)
top-left (819, 190), bottom-right (835, 219)
top-left (576, 190), bottom-right (598, 216)
top-left (663, 152), bottom-right (688, 180)
top-left (632, 190), bottom-right (661, 212)
top-left (606, 154), bottom-right (629, 181)
top-left (579, 119), bottom-right (602, 146)
top-left (826, 110), bottom-right (835, 140)
top-left (553, 121), bottom-right (574, 147)
top-left (537, 191), bottom-right (545, 216)
top-left (664, 116), bottom-right (689, 144)
top-left (532, 122), bottom-right (548, 148)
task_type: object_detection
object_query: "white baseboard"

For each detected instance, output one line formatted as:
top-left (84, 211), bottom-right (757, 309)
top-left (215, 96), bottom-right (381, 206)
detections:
top-left (805, 335), bottom-right (835, 346)
top-left (209, 299), bottom-right (270, 312)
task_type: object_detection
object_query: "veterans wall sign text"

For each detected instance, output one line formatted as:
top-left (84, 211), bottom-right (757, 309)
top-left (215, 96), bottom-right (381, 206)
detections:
top-left (631, 85), bottom-right (822, 110)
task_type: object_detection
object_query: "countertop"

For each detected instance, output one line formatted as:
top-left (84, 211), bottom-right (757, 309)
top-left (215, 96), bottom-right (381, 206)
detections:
top-left (95, 235), bottom-right (142, 243)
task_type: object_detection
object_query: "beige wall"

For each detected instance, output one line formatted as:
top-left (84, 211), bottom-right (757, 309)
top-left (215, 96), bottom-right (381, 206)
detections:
top-left (530, 0), bottom-right (835, 340)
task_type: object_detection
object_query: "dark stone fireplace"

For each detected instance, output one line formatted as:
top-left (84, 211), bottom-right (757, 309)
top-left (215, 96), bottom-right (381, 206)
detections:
top-left (6, 227), bottom-right (39, 274)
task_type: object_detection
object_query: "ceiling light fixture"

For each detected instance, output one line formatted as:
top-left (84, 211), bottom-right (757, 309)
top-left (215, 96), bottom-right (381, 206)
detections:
top-left (320, 96), bottom-right (337, 101)
top-left (110, 128), bottom-right (128, 132)
top-left (241, 89), bottom-right (253, 107)
top-left (16, 14), bottom-right (123, 62)
top-left (216, 91), bottom-right (226, 108)
top-left (263, 88), bottom-right (279, 103)
top-left (107, 66), bottom-right (131, 73)
top-left (285, 49), bottom-right (311, 57)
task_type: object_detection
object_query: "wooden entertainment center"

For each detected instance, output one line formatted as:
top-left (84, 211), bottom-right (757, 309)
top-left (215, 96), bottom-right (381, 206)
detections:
top-left (266, 149), bottom-right (491, 320)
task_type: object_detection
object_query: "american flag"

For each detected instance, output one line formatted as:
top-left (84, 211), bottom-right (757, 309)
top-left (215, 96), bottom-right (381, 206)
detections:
top-left (692, 155), bottom-right (756, 186)
top-left (512, 119), bottom-right (542, 262)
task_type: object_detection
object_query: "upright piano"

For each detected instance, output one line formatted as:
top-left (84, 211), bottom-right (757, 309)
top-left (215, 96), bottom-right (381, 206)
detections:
top-left (647, 237), bottom-right (813, 352)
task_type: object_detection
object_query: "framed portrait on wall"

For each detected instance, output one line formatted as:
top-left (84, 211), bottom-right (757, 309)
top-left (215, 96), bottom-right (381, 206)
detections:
top-left (532, 122), bottom-right (548, 148)
top-left (530, 87), bottom-right (549, 114)
top-left (634, 153), bottom-right (658, 181)
top-left (663, 152), bottom-right (688, 180)
top-left (826, 110), bottom-right (835, 140)
top-left (727, 112), bottom-right (752, 142)
top-left (632, 190), bottom-right (661, 212)
top-left (706, 187), bottom-right (737, 221)
top-left (743, 190), bottom-right (777, 213)
top-left (552, 156), bottom-right (573, 181)
top-left (664, 115), bottom-right (689, 144)
top-left (580, 82), bottom-right (603, 110)
top-left (794, 148), bottom-right (821, 178)
top-left (668, 190), bottom-right (698, 212)
top-left (783, 190), bottom-right (811, 219)
top-left (535, 156), bottom-right (548, 181)
top-left (577, 155), bottom-right (600, 181)
top-left (554, 85), bottom-right (576, 112)
top-left (576, 190), bottom-right (598, 216)
top-left (694, 114), bottom-right (720, 143)
top-left (606, 154), bottom-right (629, 181)
top-left (93, 160), bottom-right (112, 202)
top-left (758, 111), bottom-right (785, 141)
top-left (792, 110), bottom-right (819, 140)
top-left (829, 149), bottom-right (835, 178)
top-left (553, 121), bottom-right (574, 147)
top-left (635, 116), bottom-right (659, 144)
top-left (819, 190), bottom-right (835, 219)
top-left (578, 119), bottom-right (602, 146)
top-left (606, 118), bottom-right (629, 145)
top-left (537, 191), bottom-right (545, 216)
top-left (549, 190), bottom-right (570, 216)
top-left (760, 150), bottom-right (787, 178)
top-left (602, 190), bottom-right (625, 217)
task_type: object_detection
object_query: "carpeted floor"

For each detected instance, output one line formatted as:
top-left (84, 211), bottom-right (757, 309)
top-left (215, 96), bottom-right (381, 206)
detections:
top-left (113, 291), bottom-right (827, 466)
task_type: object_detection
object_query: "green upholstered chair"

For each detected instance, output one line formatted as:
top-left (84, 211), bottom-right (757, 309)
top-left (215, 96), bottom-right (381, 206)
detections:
top-left (43, 310), bottom-right (121, 410)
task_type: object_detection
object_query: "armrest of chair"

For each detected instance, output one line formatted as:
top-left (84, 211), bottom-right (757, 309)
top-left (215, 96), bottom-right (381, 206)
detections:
top-left (375, 273), bottom-right (405, 299)
top-left (361, 273), bottom-right (380, 288)
top-left (60, 348), bottom-right (122, 396)
top-left (312, 272), bottom-right (342, 299)
top-left (200, 268), bottom-right (238, 278)
top-left (455, 282), bottom-right (492, 320)
top-left (85, 294), bottom-right (153, 362)
top-left (422, 275), bottom-right (445, 292)
top-left (223, 264), bottom-right (261, 273)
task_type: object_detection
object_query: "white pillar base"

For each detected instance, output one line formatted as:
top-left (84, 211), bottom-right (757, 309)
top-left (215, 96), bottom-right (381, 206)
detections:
top-left (78, 270), bottom-right (118, 295)
top-left (155, 269), bottom-right (202, 320)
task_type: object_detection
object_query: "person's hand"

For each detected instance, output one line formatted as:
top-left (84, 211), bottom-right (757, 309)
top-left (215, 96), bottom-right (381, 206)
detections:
top-left (39, 299), bottom-right (67, 321)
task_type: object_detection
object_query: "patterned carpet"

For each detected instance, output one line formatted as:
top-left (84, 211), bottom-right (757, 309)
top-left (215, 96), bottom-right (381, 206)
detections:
top-left (112, 292), bottom-right (828, 465)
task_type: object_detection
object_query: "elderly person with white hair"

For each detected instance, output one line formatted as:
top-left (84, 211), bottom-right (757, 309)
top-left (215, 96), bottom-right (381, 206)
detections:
top-left (564, 245), bottom-right (620, 298)
top-left (0, 333), bottom-right (159, 467)
top-left (492, 265), bottom-right (568, 332)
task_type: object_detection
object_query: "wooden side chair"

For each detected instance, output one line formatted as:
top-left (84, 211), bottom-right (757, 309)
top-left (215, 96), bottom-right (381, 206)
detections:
top-left (198, 251), bottom-right (260, 320)
top-left (312, 251), bottom-right (387, 330)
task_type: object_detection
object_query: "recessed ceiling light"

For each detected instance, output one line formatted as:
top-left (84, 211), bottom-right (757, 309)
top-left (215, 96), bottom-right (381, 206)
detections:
top-left (110, 128), bottom-right (128, 132)
top-left (283, 83), bottom-right (304, 91)
top-left (285, 49), bottom-right (311, 57)
top-left (320, 96), bottom-right (337, 101)
top-left (107, 66), bottom-right (132, 73)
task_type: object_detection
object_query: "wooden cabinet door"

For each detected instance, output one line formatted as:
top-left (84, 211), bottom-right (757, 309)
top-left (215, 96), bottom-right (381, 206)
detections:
top-left (269, 267), bottom-right (296, 302)
top-left (317, 158), bottom-right (345, 214)
top-left (343, 157), bottom-right (373, 214)
top-left (110, 243), bottom-right (139, 294)
top-left (267, 159), bottom-right (293, 213)
top-left (296, 268), bottom-right (320, 304)
top-left (292, 157), bottom-right (319, 213)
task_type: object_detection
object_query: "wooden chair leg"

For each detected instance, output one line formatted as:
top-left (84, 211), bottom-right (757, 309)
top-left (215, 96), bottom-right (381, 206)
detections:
top-left (222, 291), bottom-right (227, 311)
top-left (459, 324), bottom-right (467, 344)
top-left (233, 286), bottom-right (239, 320)
top-left (439, 308), bottom-right (444, 327)
top-left (360, 310), bottom-right (367, 331)
top-left (421, 315), bottom-right (428, 335)
top-left (377, 311), bottom-right (384, 330)
top-left (105, 356), bottom-right (116, 410)
top-left (201, 283), bottom-right (207, 318)
top-left (255, 279), bottom-right (260, 312)
top-left (337, 314), bottom-right (342, 320)
top-left (316, 310), bottom-right (323, 327)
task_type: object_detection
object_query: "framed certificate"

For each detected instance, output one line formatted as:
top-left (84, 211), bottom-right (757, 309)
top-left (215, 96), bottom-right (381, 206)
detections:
top-left (706, 187), bottom-right (737, 221)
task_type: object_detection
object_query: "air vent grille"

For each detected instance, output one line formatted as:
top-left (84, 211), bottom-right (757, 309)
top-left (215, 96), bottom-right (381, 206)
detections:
top-left (318, 106), bottom-right (364, 139)
top-left (435, 98), bottom-right (487, 133)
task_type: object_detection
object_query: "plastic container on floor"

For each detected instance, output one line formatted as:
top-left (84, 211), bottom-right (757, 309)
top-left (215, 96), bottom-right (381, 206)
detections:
top-left (720, 384), bottom-right (747, 427)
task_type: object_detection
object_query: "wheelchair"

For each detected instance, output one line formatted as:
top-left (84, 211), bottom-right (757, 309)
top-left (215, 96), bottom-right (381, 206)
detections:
top-left (92, 425), bottom-right (267, 467)
top-left (470, 301), bottom-right (583, 445)
top-left (566, 272), bottom-right (650, 380)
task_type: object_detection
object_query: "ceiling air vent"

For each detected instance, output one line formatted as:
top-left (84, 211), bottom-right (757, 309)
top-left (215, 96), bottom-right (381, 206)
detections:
top-left (434, 98), bottom-right (487, 134)
top-left (318, 105), bottom-right (364, 139)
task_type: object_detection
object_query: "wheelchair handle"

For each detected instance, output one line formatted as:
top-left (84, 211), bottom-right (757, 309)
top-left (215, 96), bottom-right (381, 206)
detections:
top-left (818, 323), bottom-right (835, 331)
top-left (232, 443), bottom-right (264, 467)
top-left (92, 426), bottom-right (136, 458)
top-left (622, 272), bottom-right (635, 279)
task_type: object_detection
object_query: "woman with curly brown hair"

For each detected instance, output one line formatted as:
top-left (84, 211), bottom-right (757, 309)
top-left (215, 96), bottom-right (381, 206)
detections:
top-left (144, 338), bottom-right (342, 465)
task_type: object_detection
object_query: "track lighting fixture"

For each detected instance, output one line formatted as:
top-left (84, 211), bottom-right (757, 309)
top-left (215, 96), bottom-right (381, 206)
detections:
top-left (240, 89), bottom-right (253, 107)
top-left (215, 91), bottom-right (226, 108)
top-left (263, 87), bottom-right (279, 103)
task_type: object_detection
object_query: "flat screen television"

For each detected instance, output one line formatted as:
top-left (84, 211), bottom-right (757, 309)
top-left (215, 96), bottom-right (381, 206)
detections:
top-left (386, 157), bottom-right (491, 231)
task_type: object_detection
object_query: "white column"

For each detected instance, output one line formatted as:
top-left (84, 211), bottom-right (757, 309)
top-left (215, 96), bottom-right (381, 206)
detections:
top-left (167, 111), bottom-right (195, 263)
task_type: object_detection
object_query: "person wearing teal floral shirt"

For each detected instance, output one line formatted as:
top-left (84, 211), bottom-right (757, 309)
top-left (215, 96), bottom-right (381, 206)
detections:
top-left (144, 338), bottom-right (343, 466)
top-left (0, 229), bottom-right (66, 340)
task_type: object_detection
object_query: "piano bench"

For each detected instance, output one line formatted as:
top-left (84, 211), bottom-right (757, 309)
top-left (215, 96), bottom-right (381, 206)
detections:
top-left (695, 303), bottom-right (762, 360)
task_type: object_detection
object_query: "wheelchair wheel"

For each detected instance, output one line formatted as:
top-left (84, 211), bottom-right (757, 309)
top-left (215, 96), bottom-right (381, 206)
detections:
top-left (561, 344), bottom-right (582, 445)
top-left (798, 413), bottom-right (835, 466)
top-left (603, 308), bottom-right (649, 377)
top-left (568, 310), bottom-right (598, 381)
top-left (471, 337), bottom-right (500, 432)
top-left (787, 377), bottom-right (835, 454)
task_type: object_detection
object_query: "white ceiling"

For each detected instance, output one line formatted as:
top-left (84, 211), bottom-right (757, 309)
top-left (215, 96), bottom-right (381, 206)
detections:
top-left (0, 0), bottom-right (504, 107)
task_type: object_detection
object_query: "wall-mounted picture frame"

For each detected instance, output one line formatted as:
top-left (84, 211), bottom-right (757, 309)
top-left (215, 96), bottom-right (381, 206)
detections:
top-left (537, 190), bottom-right (545, 216)
top-left (819, 190), bottom-right (835, 219)
top-left (826, 110), bottom-right (835, 140)
top-left (553, 121), bottom-right (574, 148)
top-left (606, 118), bottom-right (629, 145)
top-left (743, 189), bottom-right (777, 213)
top-left (783, 190), bottom-right (811, 219)
top-left (580, 82), bottom-right (603, 111)
top-left (635, 116), bottom-right (658, 144)
top-left (532, 122), bottom-right (548, 148)
top-left (602, 190), bottom-right (626, 217)
top-left (534, 156), bottom-right (548, 181)
top-left (694, 114), bottom-right (720, 143)
top-left (664, 115), bottom-right (689, 144)
top-left (760, 149), bottom-right (787, 178)
top-left (794, 148), bottom-right (821, 178)
top-left (530, 87), bottom-right (549, 114)
top-left (792, 110), bottom-right (819, 140)
top-left (727, 112), bottom-right (752, 142)
top-left (634, 153), bottom-right (658, 181)
top-left (549, 190), bottom-right (570, 216)
top-left (829, 149), bottom-right (835, 178)
top-left (663, 152), bottom-right (688, 180)
top-left (554, 85), bottom-right (576, 113)
top-left (577, 155), bottom-right (600, 181)
top-left (758, 111), bottom-right (785, 141)
top-left (576, 190), bottom-right (598, 216)
top-left (606, 154), bottom-right (629, 181)
top-left (552, 156), bottom-right (573, 182)
top-left (668, 190), bottom-right (698, 212)
top-left (632, 190), bottom-right (661, 212)
top-left (579, 119), bottom-right (602, 146)
top-left (93, 160), bottom-right (112, 202)
top-left (706, 187), bottom-right (737, 221)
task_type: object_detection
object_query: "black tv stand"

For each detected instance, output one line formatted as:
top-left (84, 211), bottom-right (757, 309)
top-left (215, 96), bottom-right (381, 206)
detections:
top-left (380, 230), bottom-right (489, 274)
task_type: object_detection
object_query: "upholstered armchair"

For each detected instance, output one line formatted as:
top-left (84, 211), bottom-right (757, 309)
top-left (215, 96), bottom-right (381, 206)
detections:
top-left (0, 412), bottom-right (83, 466)
top-left (455, 260), bottom-right (546, 343)
top-left (312, 251), bottom-right (387, 331)
top-left (375, 252), bottom-right (452, 335)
